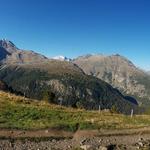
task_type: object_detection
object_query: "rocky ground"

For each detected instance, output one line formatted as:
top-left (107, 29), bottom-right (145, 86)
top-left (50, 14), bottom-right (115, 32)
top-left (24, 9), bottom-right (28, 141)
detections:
top-left (0, 134), bottom-right (150, 150)
top-left (0, 129), bottom-right (150, 150)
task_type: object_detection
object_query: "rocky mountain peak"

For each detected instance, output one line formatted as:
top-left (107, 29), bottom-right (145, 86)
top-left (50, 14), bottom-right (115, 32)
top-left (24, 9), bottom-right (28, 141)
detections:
top-left (0, 39), bottom-right (49, 64)
top-left (0, 39), bottom-right (16, 48)
top-left (76, 53), bottom-right (136, 69)
top-left (0, 39), bottom-right (18, 53)
top-left (109, 54), bottom-right (136, 68)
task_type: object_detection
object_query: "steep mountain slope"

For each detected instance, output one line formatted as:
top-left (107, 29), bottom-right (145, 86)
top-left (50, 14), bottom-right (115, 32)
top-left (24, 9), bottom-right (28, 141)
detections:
top-left (0, 39), bottom-right (140, 114)
top-left (0, 47), bottom-right (10, 61)
top-left (73, 54), bottom-right (150, 106)
top-left (0, 63), bottom-right (140, 114)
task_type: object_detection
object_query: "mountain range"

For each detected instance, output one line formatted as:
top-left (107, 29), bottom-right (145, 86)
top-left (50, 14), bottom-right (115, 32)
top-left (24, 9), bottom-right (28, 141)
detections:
top-left (73, 54), bottom-right (150, 106)
top-left (0, 39), bottom-right (148, 113)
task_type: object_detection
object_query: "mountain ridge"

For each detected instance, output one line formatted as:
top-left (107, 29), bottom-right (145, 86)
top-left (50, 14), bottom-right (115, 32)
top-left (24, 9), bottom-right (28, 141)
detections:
top-left (0, 39), bottom-right (141, 114)
top-left (73, 54), bottom-right (150, 106)
top-left (0, 39), bottom-right (48, 64)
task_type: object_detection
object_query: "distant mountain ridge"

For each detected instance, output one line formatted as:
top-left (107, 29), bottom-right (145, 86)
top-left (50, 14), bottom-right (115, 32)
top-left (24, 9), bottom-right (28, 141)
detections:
top-left (0, 39), bottom-right (141, 114)
top-left (73, 54), bottom-right (150, 106)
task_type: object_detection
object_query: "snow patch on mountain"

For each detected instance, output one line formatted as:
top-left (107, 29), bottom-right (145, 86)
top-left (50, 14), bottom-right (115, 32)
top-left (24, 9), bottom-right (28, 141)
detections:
top-left (52, 56), bottom-right (71, 61)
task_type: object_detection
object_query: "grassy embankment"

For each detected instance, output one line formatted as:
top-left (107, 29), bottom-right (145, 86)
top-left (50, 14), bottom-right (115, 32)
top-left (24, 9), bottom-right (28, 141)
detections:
top-left (0, 91), bottom-right (150, 132)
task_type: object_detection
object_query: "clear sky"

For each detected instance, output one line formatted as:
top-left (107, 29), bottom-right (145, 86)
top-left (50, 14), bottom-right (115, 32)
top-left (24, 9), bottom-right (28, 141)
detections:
top-left (0, 0), bottom-right (150, 70)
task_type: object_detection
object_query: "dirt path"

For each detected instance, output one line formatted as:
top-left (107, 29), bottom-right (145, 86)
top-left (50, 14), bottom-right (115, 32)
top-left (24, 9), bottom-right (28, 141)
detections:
top-left (0, 128), bottom-right (73, 139)
top-left (0, 128), bottom-right (150, 149)
top-left (1, 127), bottom-right (150, 138)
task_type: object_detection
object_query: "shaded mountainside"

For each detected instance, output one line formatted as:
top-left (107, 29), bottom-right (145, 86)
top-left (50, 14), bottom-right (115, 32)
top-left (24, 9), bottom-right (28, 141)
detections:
top-left (0, 62), bottom-right (140, 114)
top-left (0, 47), bottom-right (10, 61)
top-left (0, 80), bottom-right (8, 91)
top-left (73, 54), bottom-right (150, 106)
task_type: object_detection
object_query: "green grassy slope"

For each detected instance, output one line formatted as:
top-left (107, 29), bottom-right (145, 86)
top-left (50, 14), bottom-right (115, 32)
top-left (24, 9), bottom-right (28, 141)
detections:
top-left (0, 91), bottom-right (150, 131)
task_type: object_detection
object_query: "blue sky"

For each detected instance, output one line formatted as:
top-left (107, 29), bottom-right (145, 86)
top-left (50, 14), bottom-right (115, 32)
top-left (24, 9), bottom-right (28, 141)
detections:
top-left (0, 0), bottom-right (150, 70)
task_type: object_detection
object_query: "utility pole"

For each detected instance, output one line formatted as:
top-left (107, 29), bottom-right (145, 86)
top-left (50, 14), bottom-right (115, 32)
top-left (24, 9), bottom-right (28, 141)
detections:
top-left (24, 92), bottom-right (25, 99)
top-left (99, 105), bottom-right (101, 114)
top-left (131, 109), bottom-right (133, 118)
